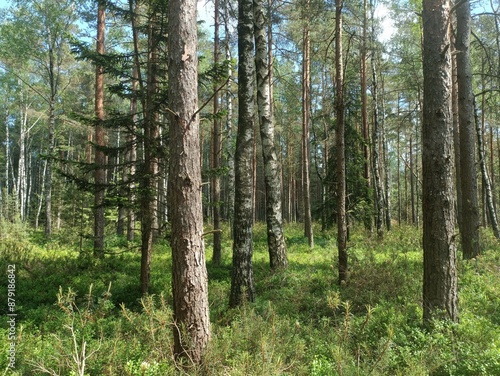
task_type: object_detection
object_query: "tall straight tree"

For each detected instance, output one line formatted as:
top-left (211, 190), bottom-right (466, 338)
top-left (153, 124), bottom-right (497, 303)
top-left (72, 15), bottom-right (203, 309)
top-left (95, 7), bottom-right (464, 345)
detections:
top-left (230, 0), bottom-right (256, 307)
top-left (475, 100), bottom-right (500, 238)
top-left (0, 1), bottom-right (77, 236)
top-left (455, 0), bottom-right (480, 259)
top-left (301, 0), bottom-right (314, 248)
top-left (167, 0), bottom-right (211, 362)
top-left (371, 3), bottom-right (384, 238)
top-left (94, 0), bottom-right (106, 257)
top-left (211, 0), bottom-right (222, 265)
top-left (140, 3), bottom-right (161, 295)
top-left (254, 0), bottom-right (288, 270)
top-left (336, 0), bottom-right (347, 285)
top-left (422, 0), bottom-right (458, 323)
top-left (361, 0), bottom-right (371, 222)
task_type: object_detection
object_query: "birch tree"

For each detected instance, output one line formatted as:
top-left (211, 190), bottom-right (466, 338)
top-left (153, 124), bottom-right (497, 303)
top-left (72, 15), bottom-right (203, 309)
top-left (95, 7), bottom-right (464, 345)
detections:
top-left (254, 0), bottom-right (288, 270)
top-left (230, 0), bottom-right (256, 306)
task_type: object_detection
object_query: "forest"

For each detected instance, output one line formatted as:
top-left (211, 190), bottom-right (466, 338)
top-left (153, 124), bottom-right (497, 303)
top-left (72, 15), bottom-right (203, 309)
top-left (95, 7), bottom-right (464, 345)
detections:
top-left (1, 0), bottom-right (500, 374)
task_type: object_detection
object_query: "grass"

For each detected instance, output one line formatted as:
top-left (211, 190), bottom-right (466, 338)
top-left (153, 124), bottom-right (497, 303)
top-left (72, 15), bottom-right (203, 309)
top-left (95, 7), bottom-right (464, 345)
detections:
top-left (0, 220), bottom-right (500, 375)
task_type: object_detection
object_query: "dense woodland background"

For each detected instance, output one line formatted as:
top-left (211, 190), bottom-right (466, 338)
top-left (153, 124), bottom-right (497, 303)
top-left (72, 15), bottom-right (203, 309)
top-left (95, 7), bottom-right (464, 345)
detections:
top-left (1, 0), bottom-right (500, 374)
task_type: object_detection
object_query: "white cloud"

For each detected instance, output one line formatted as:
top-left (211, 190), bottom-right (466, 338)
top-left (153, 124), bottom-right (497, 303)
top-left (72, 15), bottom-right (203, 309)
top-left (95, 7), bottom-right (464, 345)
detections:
top-left (374, 3), bottom-right (396, 43)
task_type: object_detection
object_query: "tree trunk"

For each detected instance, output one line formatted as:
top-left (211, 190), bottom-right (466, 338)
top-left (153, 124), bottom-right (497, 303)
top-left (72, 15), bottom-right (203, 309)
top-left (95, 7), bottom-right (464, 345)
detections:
top-left (127, 57), bottom-right (138, 243)
top-left (336, 0), bottom-right (347, 285)
top-left (254, 0), bottom-right (288, 270)
top-left (4, 103), bottom-right (9, 219)
top-left (211, 0), bottom-right (222, 265)
top-left (452, 34), bottom-right (463, 233)
top-left (422, 0), bottom-right (458, 323)
top-left (167, 0), bottom-right (211, 363)
top-left (361, 0), bottom-right (371, 230)
top-left (382, 98), bottom-right (391, 231)
top-left (225, 47), bottom-right (235, 235)
top-left (474, 100), bottom-right (500, 239)
top-left (370, 9), bottom-right (384, 238)
top-left (94, 1), bottom-right (106, 257)
top-left (301, 12), bottom-right (314, 248)
top-left (410, 133), bottom-right (416, 225)
top-left (17, 88), bottom-right (28, 221)
top-left (140, 6), bottom-right (160, 296)
top-left (45, 88), bottom-right (55, 237)
top-left (230, 0), bottom-right (256, 306)
top-left (456, 0), bottom-right (480, 259)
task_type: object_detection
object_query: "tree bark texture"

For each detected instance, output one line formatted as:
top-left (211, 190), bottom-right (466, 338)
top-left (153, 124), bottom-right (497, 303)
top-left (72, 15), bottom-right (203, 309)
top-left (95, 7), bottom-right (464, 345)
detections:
top-left (167, 0), bottom-right (211, 363)
top-left (230, 0), bottom-right (256, 307)
top-left (474, 100), bottom-right (500, 239)
top-left (455, 0), bottom-right (480, 259)
top-left (301, 13), bottom-right (314, 249)
top-left (211, 0), bottom-right (222, 265)
top-left (140, 6), bottom-right (160, 296)
top-left (422, 0), bottom-right (458, 323)
top-left (94, 2), bottom-right (106, 256)
top-left (361, 0), bottom-right (371, 226)
top-left (451, 35), bottom-right (463, 234)
top-left (370, 12), bottom-right (384, 238)
top-left (336, 0), bottom-right (347, 285)
top-left (254, 0), bottom-right (288, 270)
top-left (127, 46), bottom-right (139, 242)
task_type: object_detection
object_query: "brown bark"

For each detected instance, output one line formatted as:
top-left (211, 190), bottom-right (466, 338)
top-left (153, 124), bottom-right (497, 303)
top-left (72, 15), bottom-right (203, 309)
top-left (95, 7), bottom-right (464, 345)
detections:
top-left (140, 6), bottom-right (161, 296)
top-left (211, 0), bottom-right (222, 265)
top-left (302, 8), bottom-right (314, 248)
top-left (167, 0), bottom-right (211, 363)
top-left (452, 32), bottom-right (463, 233)
top-left (94, 1), bottom-right (106, 257)
top-left (336, 0), bottom-right (347, 285)
top-left (422, 0), bottom-right (458, 323)
top-left (361, 0), bottom-right (371, 223)
top-left (456, 0), bottom-right (480, 259)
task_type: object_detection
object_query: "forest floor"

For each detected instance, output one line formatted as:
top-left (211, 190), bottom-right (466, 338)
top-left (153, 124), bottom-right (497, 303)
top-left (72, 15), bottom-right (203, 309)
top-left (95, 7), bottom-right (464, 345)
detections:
top-left (1, 221), bottom-right (500, 375)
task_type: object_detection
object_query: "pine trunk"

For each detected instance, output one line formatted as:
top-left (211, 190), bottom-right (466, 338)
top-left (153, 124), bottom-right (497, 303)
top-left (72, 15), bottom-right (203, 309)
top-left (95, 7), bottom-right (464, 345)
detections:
top-left (456, 0), bottom-right (480, 258)
top-left (302, 15), bottom-right (314, 248)
top-left (422, 0), bottom-right (458, 323)
top-left (336, 0), bottom-right (347, 285)
top-left (94, 2), bottom-right (106, 256)
top-left (361, 0), bottom-right (371, 230)
top-left (140, 7), bottom-right (160, 296)
top-left (167, 0), bottom-right (211, 362)
top-left (211, 0), bottom-right (222, 265)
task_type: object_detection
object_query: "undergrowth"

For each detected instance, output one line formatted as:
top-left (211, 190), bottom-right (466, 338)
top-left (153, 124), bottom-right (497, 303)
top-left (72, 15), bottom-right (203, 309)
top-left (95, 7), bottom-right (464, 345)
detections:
top-left (0, 222), bottom-right (499, 375)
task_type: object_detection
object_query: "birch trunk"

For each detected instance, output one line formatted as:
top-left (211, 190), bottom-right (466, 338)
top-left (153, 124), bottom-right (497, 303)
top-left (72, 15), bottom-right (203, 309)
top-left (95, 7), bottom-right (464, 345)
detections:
top-left (474, 100), bottom-right (500, 239)
top-left (230, 0), bottom-right (256, 306)
top-left (254, 0), bottom-right (288, 270)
